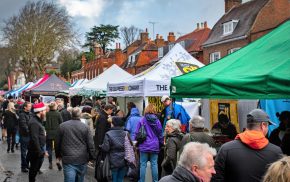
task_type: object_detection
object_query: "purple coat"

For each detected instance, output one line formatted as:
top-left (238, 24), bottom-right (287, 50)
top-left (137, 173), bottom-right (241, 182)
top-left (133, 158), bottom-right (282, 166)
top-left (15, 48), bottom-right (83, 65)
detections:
top-left (135, 114), bottom-right (164, 153)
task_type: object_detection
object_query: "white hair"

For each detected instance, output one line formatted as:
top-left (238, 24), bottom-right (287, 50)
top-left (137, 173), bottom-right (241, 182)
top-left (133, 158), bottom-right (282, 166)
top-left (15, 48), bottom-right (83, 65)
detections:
top-left (166, 119), bottom-right (181, 132)
top-left (190, 116), bottom-right (205, 129)
top-left (179, 142), bottom-right (216, 170)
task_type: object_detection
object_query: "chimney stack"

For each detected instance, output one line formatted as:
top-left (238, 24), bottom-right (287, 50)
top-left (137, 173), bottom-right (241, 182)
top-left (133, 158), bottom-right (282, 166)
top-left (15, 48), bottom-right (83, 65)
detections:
top-left (225, 0), bottom-right (242, 13)
top-left (167, 32), bottom-right (176, 43)
top-left (155, 34), bottom-right (165, 47)
top-left (115, 42), bottom-right (123, 66)
top-left (204, 21), bottom-right (208, 28)
top-left (81, 54), bottom-right (86, 67)
top-left (140, 28), bottom-right (149, 43)
top-left (201, 22), bottom-right (204, 29)
top-left (197, 23), bottom-right (200, 30)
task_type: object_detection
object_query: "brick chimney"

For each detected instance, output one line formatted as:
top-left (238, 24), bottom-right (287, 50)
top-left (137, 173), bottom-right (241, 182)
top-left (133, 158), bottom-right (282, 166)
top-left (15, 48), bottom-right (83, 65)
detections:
top-left (115, 43), bottom-right (123, 66)
top-left (197, 23), bottom-right (200, 30)
top-left (167, 32), bottom-right (176, 43)
top-left (81, 54), bottom-right (86, 67)
top-left (155, 34), bottom-right (165, 47)
top-left (225, 0), bottom-right (242, 13)
top-left (140, 28), bottom-right (149, 44)
top-left (204, 21), bottom-right (208, 29)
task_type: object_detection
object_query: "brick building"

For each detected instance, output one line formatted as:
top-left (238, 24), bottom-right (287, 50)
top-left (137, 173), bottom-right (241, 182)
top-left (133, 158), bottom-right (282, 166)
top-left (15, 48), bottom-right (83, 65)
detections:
top-left (203, 0), bottom-right (290, 65)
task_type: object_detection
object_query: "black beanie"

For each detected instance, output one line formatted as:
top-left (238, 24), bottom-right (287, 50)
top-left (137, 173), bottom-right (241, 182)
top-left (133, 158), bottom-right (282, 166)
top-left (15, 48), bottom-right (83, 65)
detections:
top-left (112, 116), bottom-right (124, 127)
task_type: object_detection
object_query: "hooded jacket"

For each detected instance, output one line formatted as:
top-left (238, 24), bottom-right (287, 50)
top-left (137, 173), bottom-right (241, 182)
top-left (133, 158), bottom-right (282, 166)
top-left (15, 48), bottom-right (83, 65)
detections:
top-left (212, 130), bottom-right (282, 182)
top-left (159, 165), bottom-right (199, 182)
top-left (81, 113), bottom-right (95, 135)
top-left (134, 114), bottom-right (163, 153)
top-left (45, 110), bottom-right (63, 140)
top-left (3, 110), bottom-right (18, 130)
top-left (126, 108), bottom-right (142, 140)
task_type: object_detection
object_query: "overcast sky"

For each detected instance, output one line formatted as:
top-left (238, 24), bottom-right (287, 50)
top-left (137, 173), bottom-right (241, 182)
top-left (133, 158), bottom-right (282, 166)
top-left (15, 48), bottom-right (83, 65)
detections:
top-left (0, 0), bottom-right (250, 49)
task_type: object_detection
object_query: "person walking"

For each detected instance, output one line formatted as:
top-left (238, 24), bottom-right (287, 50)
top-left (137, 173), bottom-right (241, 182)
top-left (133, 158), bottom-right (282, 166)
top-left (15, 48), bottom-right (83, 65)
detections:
top-left (45, 102), bottom-right (63, 169)
top-left (55, 107), bottom-right (95, 182)
top-left (161, 119), bottom-right (183, 177)
top-left (58, 103), bottom-right (72, 122)
top-left (134, 103), bottom-right (163, 182)
top-left (27, 102), bottom-right (47, 182)
top-left (125, 107), bottom-right (142, 140)
top-left (19, 102), bottom-right (33, 172)
top-left (80, 106), bottom-right (94, 135)
top-left (212, 109), bottom-right (283, 182)
top-left (159, 142), bottom-right (216, 182)
top-left (3, 102), bottom-right (19, 153)
top-left (94, 104), bottom-right (114, 151)
top-left (100, 116), bottom-right (127, 182)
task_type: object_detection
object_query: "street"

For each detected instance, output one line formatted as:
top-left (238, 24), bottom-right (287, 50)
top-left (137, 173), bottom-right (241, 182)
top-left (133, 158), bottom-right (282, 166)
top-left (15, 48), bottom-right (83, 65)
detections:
top-left (0, 139), bottom-right (95, 182)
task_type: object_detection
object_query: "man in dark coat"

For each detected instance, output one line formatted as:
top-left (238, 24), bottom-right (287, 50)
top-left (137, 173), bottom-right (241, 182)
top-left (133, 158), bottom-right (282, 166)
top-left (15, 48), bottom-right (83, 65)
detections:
top-left (160, 142), bottom-right (216, 182)
top-left (212, 113), bottom-right (237, 140)
top-left (212, 109), bottom-right (283, 182)
top-left (58, 103), bottom-right (71, 122)
top-left (94, 104), bottom-right (114, 150)
top-left (28, 102), bottom-right (47, 182)
top-left (55, 107), bottom-right (95, 182)
top-left (19, 102), bottom-right (33, 172)
top-left (45, 102), bottom-right (63, 169)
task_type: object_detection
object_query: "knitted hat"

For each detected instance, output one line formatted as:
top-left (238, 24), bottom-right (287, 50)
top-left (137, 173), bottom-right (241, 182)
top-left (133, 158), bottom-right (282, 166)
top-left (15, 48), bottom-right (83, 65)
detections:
top-left (33, 102), bottom-right (46, 113)
top-left (112, 116), bottom-right (124, 127)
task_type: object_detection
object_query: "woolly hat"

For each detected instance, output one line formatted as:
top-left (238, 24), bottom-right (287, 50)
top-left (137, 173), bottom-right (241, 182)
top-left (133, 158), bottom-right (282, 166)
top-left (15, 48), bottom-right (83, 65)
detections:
top-left (33, 102), bottom-right (46, 113)
top-left (112, 116), bottom-right (124, 127)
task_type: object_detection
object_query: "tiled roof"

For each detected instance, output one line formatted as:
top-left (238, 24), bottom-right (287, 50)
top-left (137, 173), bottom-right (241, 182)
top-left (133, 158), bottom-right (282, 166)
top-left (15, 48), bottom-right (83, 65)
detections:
top-left (176, 28), bottom-right (211, 52)
top-left (203, 0), bottom-right (269, 47)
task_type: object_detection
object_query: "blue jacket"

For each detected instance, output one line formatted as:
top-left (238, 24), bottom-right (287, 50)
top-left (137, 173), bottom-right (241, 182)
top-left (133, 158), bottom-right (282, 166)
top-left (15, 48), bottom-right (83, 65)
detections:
top-left (164, 103), bottom-right (190, 133)
top-left (135, 114), bottom-right (163, 153)
top-left (126, 108), bottom-right (142, 140)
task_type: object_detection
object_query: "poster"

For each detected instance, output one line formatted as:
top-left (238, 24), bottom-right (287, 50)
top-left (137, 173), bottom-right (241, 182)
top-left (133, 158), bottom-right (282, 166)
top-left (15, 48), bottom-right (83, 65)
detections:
top-left (148, 96), bottom-right (164, 113)
top-left (210, 99), bottom-right (239, 132)
top-left (175, 62), bottom-right (200, 74)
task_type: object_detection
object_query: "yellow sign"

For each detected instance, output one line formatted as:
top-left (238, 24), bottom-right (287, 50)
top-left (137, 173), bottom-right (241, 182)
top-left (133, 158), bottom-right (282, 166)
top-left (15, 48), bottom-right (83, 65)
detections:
top-left (148, 96), bottom-right (164, 113)
top-left (210, 99), bottom-right (240, 132)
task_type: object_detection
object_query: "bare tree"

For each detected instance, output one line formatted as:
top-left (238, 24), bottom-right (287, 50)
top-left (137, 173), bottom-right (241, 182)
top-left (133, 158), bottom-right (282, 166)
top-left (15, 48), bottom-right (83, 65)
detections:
top-left (120, 26), bottom-right (143, 47)
top-left (1, 1), bottom-right (78, 82)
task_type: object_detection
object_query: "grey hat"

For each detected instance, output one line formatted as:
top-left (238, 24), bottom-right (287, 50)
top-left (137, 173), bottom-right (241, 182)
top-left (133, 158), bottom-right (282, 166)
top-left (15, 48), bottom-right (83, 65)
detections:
top-left (247, 109), bottom-right (275, 125)
top-left (190, 116), bottom-right (205, 128)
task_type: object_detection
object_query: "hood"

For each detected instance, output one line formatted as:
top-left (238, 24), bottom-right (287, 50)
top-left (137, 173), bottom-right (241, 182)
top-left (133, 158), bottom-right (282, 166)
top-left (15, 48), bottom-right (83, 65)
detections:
top-left (130, 108), bottom-right (140, 117)
top-left (235, 130), bottom-right (269, 150)
top-left (81, 113), bottom-right (92, 119)
top-left (145, 113), bottom-right (158, 123)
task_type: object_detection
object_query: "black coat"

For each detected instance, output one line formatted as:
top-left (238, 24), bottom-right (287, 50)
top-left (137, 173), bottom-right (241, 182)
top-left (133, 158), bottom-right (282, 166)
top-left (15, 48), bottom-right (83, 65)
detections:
top-left (281, 128), bottom-right (290, 155)
top-left (95, 110), bottom-right (111, 147)
top-left (3, 110), bottom-right (18, 130)
top-left (212, 122), bottom-right (238, 139)
top-left (100, 127), bottom-right (126, 169)
top-left (45, 110), bottom-right (63, 140)
top-left (60, 108), bottom-right (72, 122)
top-left (212, 140), bottom-right (282, 182)
top-left (159, 165), bottom-right (199, 182)
top-left (161, 132), bottom-right (183, 177)
top-left (28, 115), bottom-right (46, 156)
top-left (18, 111), bottom-right (32, 137)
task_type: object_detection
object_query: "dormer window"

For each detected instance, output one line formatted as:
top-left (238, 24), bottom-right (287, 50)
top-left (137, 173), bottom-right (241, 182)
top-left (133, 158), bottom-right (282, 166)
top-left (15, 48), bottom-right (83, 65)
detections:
top-left (223, 20), bottom-right (239, 36)
top-left (180, 41), bottom-right (185, 48)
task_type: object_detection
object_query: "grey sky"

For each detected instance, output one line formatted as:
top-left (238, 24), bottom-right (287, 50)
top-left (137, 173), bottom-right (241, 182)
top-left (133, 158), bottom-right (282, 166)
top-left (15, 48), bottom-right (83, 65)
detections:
top-left (0, 0), bottom-right (250, 48)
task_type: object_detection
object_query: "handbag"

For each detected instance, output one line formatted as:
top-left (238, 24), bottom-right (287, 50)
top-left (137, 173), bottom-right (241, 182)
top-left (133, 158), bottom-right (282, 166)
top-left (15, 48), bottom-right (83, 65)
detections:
top-left (124, 132), bottom-right (137, 168)
top-left (135, 120), bottom-right (147, 144)
top-left (95, 151), bottom-right (111, 181)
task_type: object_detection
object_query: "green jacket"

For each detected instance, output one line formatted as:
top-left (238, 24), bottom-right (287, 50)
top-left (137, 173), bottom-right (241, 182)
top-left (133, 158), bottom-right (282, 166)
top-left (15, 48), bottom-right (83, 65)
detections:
top-left (45, 110), bottom-right (63, 139)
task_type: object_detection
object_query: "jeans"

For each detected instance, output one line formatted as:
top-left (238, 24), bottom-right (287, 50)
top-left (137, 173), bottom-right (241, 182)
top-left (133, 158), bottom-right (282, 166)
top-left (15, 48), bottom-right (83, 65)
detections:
top-left (7, 128), bottom-right (16, 151)
top-left (20, 136), bottom-right (30, 169)
top-left (46, 139), bottom-right (54, 163)
top-left (28, 152), bottom-right (44, 182)
top-left (63, 163), bottom-right (87, 182)
top-left (111, 167), bottom-right (127, 182)
top-left (139, 152), bottom-right (158, 182)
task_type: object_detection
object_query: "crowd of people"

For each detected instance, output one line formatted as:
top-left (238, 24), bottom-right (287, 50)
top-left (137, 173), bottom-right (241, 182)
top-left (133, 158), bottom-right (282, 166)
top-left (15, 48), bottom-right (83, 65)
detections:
top-left (0, 95), bottom-right (290, 182)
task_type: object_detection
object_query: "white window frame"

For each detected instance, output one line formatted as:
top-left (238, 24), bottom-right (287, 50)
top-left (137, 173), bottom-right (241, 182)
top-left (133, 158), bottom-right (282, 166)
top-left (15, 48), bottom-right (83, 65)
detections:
top-left (210, 52), bottom-right (221, 63)
top-left (223, 20), bottom-right (238, 36)
top-left (228, 47), bottom-right (241, 54)
top-left (158, 47), bottom-right (163, 58)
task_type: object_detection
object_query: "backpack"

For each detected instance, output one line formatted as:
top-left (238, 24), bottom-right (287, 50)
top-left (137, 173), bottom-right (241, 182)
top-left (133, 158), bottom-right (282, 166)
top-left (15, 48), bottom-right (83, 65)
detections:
top-left (135, 119), bottom-right (147, 144)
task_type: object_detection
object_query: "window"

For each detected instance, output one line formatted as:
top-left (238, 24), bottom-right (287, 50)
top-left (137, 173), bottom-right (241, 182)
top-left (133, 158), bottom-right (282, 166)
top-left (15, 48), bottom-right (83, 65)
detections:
top-left (228, 47), bottom-right (241, 54)
top-left (158, 47), bottom-right (163, 58)
top-left (180, 41), bottom-right (185, 48)
top-left (210, 52), bottom-right (220, 63)
top-left (223, 20), bottom-right (239, 36)
top-left (169, 44), bottom-right (174, 50)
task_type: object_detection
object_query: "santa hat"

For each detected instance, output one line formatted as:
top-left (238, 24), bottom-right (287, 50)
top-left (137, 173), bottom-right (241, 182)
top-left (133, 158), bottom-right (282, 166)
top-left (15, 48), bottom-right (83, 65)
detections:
top-left (33, 102), bottom-right (46, 113)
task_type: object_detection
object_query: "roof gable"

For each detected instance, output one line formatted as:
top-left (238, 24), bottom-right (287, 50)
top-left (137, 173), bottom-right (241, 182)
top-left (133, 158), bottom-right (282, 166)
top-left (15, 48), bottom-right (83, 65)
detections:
top-left (203, 0), bottom-right (269, 46)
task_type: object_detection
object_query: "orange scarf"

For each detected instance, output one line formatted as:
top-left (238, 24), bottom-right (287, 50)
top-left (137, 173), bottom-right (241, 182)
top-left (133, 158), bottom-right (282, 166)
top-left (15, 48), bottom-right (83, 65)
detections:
top-left (235, 130), bottom-right (268, 149)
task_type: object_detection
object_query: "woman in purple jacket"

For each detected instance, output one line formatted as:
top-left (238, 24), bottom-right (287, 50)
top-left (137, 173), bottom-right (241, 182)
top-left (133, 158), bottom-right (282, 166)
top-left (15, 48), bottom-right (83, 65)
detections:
top-left (135, 104), bottom-right (163, 182)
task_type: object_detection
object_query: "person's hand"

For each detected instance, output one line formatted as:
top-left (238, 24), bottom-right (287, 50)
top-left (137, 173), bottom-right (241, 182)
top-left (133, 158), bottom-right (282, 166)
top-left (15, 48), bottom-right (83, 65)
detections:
top-left (44, 151), bottom-right (49, 157)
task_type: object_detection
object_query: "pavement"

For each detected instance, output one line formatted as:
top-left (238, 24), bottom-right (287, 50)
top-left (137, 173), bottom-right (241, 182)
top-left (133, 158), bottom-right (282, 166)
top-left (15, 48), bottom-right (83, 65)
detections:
top-left (0, 138), bottom-right (95, 182)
